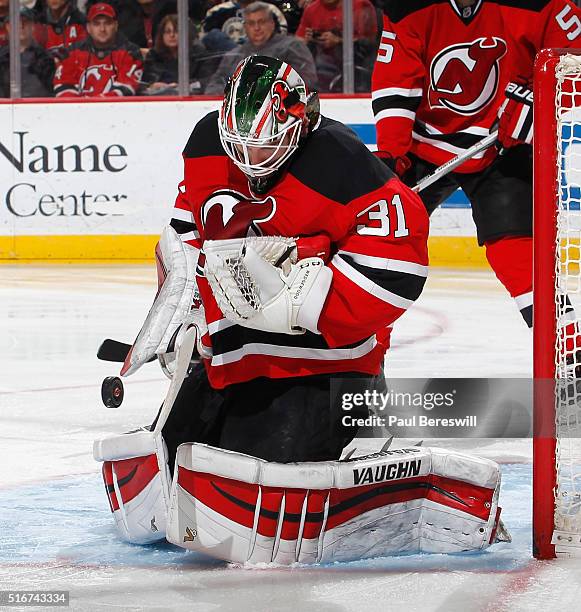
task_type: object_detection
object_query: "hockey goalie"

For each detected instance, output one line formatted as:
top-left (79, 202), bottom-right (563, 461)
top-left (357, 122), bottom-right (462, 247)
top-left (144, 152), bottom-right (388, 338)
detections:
top-left (94, 56), bottom-right (510, 564)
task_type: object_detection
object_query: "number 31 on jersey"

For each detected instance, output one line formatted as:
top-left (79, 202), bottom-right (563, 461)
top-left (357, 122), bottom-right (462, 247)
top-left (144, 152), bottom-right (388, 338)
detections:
top-left (356, 195), bottom-right (409, 238)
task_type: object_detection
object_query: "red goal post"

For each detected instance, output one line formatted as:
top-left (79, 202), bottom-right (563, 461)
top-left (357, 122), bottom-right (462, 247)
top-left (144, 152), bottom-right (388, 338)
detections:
top-left (534, 48), bottom-right (581, 559)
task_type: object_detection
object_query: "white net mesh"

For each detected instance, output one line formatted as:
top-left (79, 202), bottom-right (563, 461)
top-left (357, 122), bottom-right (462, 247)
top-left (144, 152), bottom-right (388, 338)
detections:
top-left (554, 54), bottom-right (581, 541)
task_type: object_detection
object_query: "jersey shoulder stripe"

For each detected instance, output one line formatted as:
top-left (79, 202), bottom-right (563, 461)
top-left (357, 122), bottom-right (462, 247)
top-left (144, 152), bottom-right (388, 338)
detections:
top-left (289, 116), bottom-right (394, 205)
top-left (183, 110), bottom-right (224, 159)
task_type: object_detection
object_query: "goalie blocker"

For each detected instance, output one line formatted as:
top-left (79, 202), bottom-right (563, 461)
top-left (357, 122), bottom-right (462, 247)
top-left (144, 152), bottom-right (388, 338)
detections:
top-left (164, 443), bottom-right (509, 563)
top-left (120, 225), bottom-right (210, 379)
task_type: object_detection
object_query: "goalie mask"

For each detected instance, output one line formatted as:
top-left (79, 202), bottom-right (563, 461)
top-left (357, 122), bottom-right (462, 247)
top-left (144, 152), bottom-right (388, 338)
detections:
top-left (219, 55), bottom-right (319, 180)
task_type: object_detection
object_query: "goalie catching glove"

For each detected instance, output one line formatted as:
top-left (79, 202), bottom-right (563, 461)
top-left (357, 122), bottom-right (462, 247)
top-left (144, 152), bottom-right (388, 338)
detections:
top-left (204, 236), bottom-right (333, 335)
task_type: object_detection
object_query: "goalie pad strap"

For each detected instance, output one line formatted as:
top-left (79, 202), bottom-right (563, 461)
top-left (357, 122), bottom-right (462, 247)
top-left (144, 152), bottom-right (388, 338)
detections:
top-left (167, 443), bottom-right (505, 564)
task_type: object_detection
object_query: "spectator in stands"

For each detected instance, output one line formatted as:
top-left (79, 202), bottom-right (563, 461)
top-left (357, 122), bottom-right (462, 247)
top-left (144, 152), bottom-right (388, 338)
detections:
top-left (0, 0), bottom-right (7, 48)
top-left (53, 2), bottom-right (143, 96)
top-left (0, 7), bottom-right (55, 97)
top-left (112, 0), bottom-right (155, 50)
top-left (142, 13), bottom-right (213, 94)
top-left (202, 0), bottom-right (288, 44)
top-left (36, 0), bottom-right (87, 57)
top-left (109, 0), bottom-right (233, 73)
top-left (205, 1), bottom-right (316, 93)
top-left (295, 0), bottom-right (377, 91)
top-left (279, 0), bottom-right (303, 34)
top-left (150, 0), bottom-right (208, 41)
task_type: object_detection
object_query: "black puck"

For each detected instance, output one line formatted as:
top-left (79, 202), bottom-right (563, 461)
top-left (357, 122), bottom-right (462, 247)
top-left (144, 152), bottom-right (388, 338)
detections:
top-left (101, 376), bottom-right (124, 408)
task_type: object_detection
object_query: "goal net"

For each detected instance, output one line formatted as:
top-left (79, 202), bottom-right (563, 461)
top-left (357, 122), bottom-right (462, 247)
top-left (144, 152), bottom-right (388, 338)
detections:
top-left (534, 49), bottom-right (581, 559)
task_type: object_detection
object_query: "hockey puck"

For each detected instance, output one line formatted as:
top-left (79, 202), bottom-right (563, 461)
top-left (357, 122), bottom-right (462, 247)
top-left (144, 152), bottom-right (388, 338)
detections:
top-left (101, 376), bottom-right (124, 408)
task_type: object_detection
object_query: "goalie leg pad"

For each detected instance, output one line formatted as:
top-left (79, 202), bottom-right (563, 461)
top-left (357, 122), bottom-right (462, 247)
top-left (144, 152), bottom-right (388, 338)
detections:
top-left (166, 443), bottom-right (508, 564)
top-left (94, 428), bottom-right (171, 544)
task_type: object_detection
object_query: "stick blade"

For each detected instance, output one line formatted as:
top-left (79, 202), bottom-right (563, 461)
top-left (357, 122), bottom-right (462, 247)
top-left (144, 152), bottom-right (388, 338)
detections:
top-left (97, 339), bottom-right (132, 362)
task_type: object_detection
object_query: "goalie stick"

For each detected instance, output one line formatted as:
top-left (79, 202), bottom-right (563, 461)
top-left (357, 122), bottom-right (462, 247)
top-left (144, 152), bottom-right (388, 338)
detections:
top-left (97, 338), bottom-right (155, 363)
top-left (412, 132), bottom-right (498, 193)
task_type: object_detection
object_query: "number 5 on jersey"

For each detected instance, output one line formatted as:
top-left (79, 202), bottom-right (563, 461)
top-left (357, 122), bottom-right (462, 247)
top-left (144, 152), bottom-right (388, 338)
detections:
top-left (377, 31), bottom-right (396, 64)
top-left (356, 195), bottom-right (409, 238)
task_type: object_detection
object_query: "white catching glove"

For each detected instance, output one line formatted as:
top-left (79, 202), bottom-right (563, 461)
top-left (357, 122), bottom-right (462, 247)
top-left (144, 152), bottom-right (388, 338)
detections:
top-left (204, 237), bottom-right (333, 335)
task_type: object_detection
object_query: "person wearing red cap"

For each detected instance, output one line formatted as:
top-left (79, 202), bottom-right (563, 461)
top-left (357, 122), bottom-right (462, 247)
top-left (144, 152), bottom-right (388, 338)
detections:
top-left (53, 2), bottom-right (143, 96)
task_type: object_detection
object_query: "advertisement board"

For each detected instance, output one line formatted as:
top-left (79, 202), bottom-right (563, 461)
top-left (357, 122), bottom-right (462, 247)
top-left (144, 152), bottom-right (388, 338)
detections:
top-left (0, 98), bottom-right (480, 264)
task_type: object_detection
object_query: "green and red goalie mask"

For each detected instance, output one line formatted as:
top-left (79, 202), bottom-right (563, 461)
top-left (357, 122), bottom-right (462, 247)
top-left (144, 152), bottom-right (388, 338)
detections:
top-left (219, 56), bottom-right (311, 179)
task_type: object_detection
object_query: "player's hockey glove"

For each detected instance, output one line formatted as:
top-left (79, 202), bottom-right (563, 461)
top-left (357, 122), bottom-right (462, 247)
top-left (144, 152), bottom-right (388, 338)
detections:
top-left (374, 150), bottom-right (412, 178)
top-left (204, 236), bottom-right (332, 335)
top-left (496, 79), bottom-right (533, 149)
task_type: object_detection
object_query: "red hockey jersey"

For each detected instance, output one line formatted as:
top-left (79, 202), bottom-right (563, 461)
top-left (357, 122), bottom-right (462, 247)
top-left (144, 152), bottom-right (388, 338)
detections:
top-left (372, 0), bottom-right (581, 173)
top-left (171, 112), bottom-right (430, 389)
top-left (37, 9), bottom-right (87, 53)
top-left (53, 37), bottom-right (143, 97)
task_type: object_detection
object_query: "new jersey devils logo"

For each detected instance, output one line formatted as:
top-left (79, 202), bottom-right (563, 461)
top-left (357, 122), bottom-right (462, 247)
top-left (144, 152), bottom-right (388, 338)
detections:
top-left (201, 189), bottom-right (276, 239)
top-left (428, 37), bottom-right (507, 115)
top-left (271, 80), bottom-right (304, 124)
top-left (79, 65), bottom-right (114, 95)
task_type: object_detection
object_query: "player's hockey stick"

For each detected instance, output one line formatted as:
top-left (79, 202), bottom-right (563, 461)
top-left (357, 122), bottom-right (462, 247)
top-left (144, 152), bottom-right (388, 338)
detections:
top-left (412, 131), bottom-right (498, 193)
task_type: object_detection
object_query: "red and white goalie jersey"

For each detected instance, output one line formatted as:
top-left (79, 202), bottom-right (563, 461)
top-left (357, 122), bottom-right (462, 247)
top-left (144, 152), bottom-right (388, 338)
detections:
top-left (170, 111), bottom-right (429, 389)
top-left (372, 0), bottom-right (581, 173)
top-left (53, 37), bottom-right (143, 97)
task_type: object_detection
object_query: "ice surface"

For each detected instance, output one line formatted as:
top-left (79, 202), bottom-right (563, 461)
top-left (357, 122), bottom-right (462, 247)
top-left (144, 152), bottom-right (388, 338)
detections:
top-left (1, 265), bottom-right (580, 612)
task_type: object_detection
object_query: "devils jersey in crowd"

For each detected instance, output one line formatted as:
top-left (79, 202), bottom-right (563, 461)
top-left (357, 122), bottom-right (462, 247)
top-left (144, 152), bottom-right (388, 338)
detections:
top-left (171, 111), bottom-right (429, 389)
top-left (372, 0), bottom-right (581, 173)
top-left (53, 37), bottom-right (142, 97)
top-left (37, 6), bottom-right (87, 54)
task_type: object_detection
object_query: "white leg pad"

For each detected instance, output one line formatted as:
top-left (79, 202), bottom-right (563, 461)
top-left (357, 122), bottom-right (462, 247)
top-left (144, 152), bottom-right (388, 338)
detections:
top-left (94, 428), bottom-right (171, 544)
top-left (166, 444), bottom-right (507, 564)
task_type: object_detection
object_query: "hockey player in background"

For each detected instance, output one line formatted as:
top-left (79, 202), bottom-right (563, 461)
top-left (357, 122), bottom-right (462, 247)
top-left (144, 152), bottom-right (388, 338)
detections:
top-left (372, 0), bottom-right (581, 333)
top-left (94, 56), bottom-right (510, 564)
